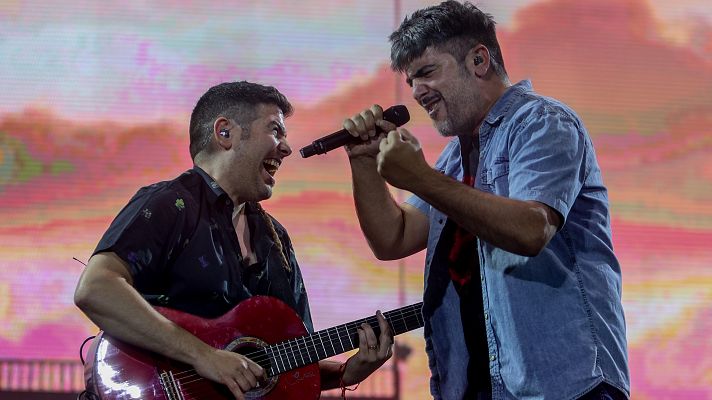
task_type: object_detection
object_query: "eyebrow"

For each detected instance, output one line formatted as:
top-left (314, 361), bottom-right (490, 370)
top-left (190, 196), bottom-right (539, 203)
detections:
top-left (270, 121), bottom-right (287, 137)
top-left (406, 64), bottom-right (435, 87)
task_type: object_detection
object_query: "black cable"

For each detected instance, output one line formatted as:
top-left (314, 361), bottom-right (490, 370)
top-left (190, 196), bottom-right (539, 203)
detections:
top-left (79, 335), bottom-right (96, 365)
top-left (74, 256), bottom-right (96, 400)
top-left (73, 257), bottom-right (88, 267)
top-left (77, 390), bottom-right (100, 400)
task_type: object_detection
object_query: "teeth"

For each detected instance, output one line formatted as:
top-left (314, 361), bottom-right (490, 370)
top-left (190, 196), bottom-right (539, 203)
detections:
top-left (263, 159), bottom-right (280, 176)
top-left (422, 98), bottom-right (439, 113)
top-left (264, 159), bottom-right (280, 168)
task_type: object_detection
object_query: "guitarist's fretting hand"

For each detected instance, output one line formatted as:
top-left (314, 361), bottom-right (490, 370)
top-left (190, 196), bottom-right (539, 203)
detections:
top-left (342, 310), bottom-right (394, 386)
top-left (193, 347), bottom-right (264, 400)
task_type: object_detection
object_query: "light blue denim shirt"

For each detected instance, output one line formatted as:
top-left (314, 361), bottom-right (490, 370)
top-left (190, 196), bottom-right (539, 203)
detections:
top-left (407, 81), bottom-right (629, 399)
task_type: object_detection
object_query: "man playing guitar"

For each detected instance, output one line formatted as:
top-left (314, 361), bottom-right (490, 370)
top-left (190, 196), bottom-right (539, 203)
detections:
top-left (74, 81), bottom-right (394, 400)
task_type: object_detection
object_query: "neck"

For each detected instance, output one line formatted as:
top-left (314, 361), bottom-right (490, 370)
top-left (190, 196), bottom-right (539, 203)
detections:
top-left (233, 201), bottom-right (246, 218)
top-left (195, 158), bottom-right (244, 205)
top-left (471, 79), bottom-right (511, 139)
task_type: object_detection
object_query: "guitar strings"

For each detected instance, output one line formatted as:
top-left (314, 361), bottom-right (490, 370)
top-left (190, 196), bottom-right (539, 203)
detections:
top-left (173, 305), bottom-right (422, 383)
top-left (172, 303), bottom-right (423, 380)
top-left (165, 306), bottom-right (423, 397)
top-left (173, 306), bottom-right (423, 397)
top-left (175, 306), bottom-right (423, 398)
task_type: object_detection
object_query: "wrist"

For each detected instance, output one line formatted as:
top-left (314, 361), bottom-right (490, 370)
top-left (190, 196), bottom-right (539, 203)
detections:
top-left (185, 338), bottom-right (214, 367)
top-left (339, 358), bottom-right (361, 393)
top-left (340, 359), bottom-right (355, 387)
top-left (348, 153), bottom-right (377, 164)
top-left (405, 162), bottom-right (439, 194)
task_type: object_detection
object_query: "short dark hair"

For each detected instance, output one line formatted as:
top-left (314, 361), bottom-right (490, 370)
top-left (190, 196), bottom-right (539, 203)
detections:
top-left (189, 81), bottom-right (293, 160)
top-left (389, 1), bottom-right (507, 78)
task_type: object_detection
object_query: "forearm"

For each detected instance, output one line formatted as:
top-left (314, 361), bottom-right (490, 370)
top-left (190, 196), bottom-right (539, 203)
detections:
top-left (74, 257), bottom-right (211, 366)
top-left (318, 360), bottom-right (345, 390)
top-left (409, 169), bottom-right (556, 256)
top-left (350, 156), bottom-right (408, 260)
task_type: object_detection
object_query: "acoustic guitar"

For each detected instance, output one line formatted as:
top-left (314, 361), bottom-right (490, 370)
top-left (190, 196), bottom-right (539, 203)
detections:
top-left (84, 295), bottom-right (424, 399)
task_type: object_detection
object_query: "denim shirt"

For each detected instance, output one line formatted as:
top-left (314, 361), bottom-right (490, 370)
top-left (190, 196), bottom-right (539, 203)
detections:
top-left (407, 81), bottom-right (630, 399)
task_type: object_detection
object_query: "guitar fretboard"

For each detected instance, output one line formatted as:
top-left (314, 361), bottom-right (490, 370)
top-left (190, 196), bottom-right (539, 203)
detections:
top-left (254, 302), bottom-right (423, 376)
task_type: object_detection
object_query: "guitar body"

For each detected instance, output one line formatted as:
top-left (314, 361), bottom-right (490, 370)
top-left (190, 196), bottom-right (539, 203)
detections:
top-left (85, 296), bottom-right (320, 400)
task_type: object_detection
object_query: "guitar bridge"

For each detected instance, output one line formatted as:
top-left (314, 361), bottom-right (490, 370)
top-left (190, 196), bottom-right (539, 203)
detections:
top-left (159, 370), bottom-right (185, 400)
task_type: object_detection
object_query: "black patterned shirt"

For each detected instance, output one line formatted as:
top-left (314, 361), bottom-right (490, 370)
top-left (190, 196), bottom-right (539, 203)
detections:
top-left (94, 167), bottom-right (313, 331)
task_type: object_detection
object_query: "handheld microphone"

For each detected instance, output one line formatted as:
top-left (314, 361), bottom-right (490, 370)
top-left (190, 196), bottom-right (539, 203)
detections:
top-left (299, 105), bottom-right (410, 158)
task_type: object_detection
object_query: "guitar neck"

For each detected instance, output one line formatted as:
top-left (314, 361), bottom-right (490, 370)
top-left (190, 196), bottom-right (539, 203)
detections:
top-left (260, 302), bottom-right (423, 377)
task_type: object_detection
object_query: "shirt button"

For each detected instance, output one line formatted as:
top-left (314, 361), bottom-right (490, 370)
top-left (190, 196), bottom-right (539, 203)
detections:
top-left (481, 274), bottom-right (485, 282)
top-left (484, 312), bottom-right (489, 320)
top-left (490, 355), bottom-right (496, 361)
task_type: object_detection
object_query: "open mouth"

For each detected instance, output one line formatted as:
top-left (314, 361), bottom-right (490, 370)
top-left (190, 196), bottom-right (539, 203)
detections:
top-left (263, 158), bottom-right (281, 177)
top-left (421, 96), bottom-right (441, 116)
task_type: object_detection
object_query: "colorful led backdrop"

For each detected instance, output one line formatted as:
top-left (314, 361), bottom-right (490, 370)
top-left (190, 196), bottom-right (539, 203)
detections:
top-left (0, 0), bottom-right (710, 398)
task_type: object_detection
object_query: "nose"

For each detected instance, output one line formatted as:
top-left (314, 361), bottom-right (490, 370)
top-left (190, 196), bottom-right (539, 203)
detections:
top-left (412, 82), bottom-right (428, 104)
top-left (278, 137), bottom-right (292, 157)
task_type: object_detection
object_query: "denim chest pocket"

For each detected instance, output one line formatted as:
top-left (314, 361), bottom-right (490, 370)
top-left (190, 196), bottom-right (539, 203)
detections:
top-left (481, 161), bottom-right (510, 195)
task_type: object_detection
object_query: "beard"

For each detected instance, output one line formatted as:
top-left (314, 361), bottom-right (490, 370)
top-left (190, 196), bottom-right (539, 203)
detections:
top-left (434, 97), bottom-right (479, 137)
top-left (230, 144), bottom-right (275, 203)
top-left (433, 79), bottom-right (481, 137)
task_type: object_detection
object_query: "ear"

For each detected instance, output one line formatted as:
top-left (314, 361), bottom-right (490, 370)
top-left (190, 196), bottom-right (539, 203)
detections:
top-left (466, 44), bottom-right (490, 78)
top-left (213, 117), bottom-right (238, 150)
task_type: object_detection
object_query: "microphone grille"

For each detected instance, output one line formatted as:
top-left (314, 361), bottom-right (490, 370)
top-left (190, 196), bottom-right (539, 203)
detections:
top-left (383, 105), bottom-right (410, 127)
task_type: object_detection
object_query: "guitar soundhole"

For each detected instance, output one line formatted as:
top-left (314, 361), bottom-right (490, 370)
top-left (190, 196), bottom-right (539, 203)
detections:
top-left (224, 336), bottom-right (278, 399)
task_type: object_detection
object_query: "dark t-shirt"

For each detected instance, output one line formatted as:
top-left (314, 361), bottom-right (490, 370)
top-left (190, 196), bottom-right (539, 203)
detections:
top-left (93, 167), bottom-right (313, 331)
top-left (434, 134), bottom-right (491, 395)
top-left (434, 218), bottom-right (491, 395)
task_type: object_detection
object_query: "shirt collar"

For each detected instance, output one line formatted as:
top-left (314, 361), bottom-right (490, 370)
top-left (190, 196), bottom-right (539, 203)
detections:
top-left (192, 165), bottom-right (232, 209)
top-left (483, 79), bottom-right (532, 126)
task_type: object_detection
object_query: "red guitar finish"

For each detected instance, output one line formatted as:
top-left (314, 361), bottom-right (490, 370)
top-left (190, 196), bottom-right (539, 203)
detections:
top-left (84, 296), bottom-right (424, 400)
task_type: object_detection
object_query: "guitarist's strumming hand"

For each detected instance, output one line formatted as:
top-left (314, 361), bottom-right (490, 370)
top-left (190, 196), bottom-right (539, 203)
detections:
top-left (342, 310), bottom-right (394, 386)
top-left (193, 346), bottom-right (264, 400)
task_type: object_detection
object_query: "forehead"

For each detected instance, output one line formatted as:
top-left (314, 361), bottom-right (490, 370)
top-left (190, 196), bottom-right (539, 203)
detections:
top-left (251, 103), bottom-right (285, 127)
top-left (405, 46), bottom-right (450, 76)
top-left (254, 103), bottom-right (284, 120)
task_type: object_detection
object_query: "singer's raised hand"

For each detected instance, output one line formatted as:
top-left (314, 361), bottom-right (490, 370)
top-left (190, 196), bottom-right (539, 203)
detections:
top-left (376, 128), bottom-right (428, 190)
top-left (343, 104), bottom-right (397, 158)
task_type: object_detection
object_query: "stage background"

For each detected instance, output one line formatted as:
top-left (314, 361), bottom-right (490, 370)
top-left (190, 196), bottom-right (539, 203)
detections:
top-left (1, 0), bottom-right (711, 398)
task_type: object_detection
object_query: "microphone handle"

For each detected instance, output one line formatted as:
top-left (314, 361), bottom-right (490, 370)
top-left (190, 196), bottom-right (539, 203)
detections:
top-left (303, 128), bottom-right (366, 157)
top-left (300, 105), bottom-right (409, 158)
